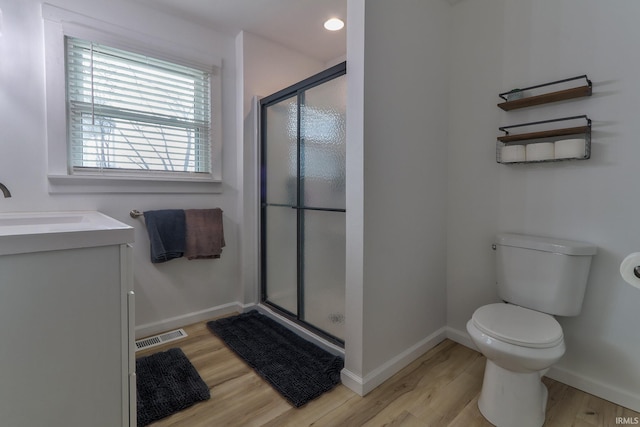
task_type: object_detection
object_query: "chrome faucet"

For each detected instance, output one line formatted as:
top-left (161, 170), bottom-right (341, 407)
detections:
top-left (0, 183), bottom-right (11, 198)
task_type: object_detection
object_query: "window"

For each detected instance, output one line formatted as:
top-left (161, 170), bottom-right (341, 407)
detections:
top-left (66, 37), bottom-right (211, 176)
top-left (43, 4), bottom-right (222, 192)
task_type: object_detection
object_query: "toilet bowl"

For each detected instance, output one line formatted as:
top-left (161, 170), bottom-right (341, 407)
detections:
top-left (467, 303), bottom-right (566, 427)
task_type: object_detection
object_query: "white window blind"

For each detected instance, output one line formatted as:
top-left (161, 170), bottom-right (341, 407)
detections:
top-left (65, 36), bottom-right (212, 176)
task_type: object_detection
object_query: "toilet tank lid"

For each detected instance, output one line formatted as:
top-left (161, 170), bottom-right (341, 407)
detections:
top-left (496, 233), bottom-right (597, 256)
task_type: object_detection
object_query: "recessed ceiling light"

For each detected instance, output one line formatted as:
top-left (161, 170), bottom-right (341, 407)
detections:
top-left (324, 18), bottom-right (344, 31)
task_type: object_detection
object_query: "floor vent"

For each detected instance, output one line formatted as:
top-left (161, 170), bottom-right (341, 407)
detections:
top-left (135, 329), bottom-right (188, 352)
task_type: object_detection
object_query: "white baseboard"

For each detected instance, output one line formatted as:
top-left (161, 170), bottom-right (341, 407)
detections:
top-left (445, 325), bottom-right (477, 351)
top-left (546, 365), bottom-right (640, 413)
top-left (135, 302), bottom-right (241, 339)
top-left (340, 368), bottom-right (365, 396)
top-left (445, 325), bottom-right (640, 413)
top-left (342, 327), bottom-right (448, 396)
top-left (239, 302), bottom-right (258, 312)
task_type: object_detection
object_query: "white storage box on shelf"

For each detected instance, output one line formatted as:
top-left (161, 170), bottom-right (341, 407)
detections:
top-left (554, 138), bottom-right (586, 159)
top-left (500, 145), bottom-right (526, 163)
top-left (526, 142), bottom-right (555, 161)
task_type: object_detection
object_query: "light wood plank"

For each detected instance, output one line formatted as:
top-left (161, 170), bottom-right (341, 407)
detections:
top-left (448, 395), bottom-right (494, 427)
top-left (361, 344), bottom-right (483, 427)
top-left (542, 377), bottom-right (587, 426)
top-left (138, 317), bottom-right (640, 427)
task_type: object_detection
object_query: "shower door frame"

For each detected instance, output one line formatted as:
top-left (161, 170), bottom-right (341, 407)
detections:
top-left (259, 62), bottom-right (347, 347)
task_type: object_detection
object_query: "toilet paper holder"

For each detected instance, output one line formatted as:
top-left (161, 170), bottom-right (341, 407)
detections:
top-left (620, 253), bottom-right (640, 290)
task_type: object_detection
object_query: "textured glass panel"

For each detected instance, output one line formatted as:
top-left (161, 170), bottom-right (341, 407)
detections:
top-left (302, 210), bottom-right (345, 340)
top-left (301, 75), bottom-right (346, 210)
top-left (265, 97), bottom-right (298, 205)
top-left (265, 206), bottom-right (297, 315)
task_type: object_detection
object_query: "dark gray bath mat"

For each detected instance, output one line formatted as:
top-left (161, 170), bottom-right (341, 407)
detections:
top-left (207, 310), bottom-right (343, 407)
top-left (136, 347), bottom-right (210, 426)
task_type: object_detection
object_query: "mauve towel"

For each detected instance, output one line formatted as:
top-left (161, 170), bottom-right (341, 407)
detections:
top-left (184, 208), bottom-right (225, 259)
top-left (143, 209), bottom-right (186, 263)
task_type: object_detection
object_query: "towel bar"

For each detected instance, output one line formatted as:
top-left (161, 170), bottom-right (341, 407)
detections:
top-left (130, 210), bottom-right (143, 218)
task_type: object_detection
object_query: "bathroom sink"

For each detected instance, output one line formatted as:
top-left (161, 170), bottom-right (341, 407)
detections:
top-left (0, 211), bottom-right (134, 255)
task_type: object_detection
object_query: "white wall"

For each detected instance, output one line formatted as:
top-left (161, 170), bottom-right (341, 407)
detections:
top-left (236, 30), bottom-right (326, 305)
top-left (0, 0), bottom-right (240, 337)
top-left (447, 0), bottom-right (640, 411)
top-left (343, 0), bottom-right (451, 394)
top-left (445, 0), bottom-right (504, 345)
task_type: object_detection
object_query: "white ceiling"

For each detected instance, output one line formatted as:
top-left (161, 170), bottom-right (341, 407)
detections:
top-left (134, 0), bottom-right (347, 63)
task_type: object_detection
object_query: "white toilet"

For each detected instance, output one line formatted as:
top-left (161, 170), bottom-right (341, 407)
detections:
top-left (467, 233), bottom-right (596, 427)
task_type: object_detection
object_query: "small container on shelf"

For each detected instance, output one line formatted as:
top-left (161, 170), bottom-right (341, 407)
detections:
top-left (505, 89), bottom-right (524, 102)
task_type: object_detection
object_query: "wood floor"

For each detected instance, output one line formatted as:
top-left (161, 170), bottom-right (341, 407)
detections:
top-left (137, 318), bottom-right (639, 427)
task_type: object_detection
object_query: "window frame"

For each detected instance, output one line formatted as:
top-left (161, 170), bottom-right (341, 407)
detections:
top-left (43, 4), bottom-right (222, 193)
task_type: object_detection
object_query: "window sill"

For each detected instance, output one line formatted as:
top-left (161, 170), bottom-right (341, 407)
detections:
top-left (48, 174), bottom-right (223, 194)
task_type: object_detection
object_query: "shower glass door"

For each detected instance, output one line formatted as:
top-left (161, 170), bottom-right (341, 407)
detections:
top-left (260, 62), bottom-right (346, 345)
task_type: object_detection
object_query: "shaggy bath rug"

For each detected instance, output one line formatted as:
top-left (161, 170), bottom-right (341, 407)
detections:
top-left (136, 348), bottom-right (210, 426)
top-left (207, 310), bottom-right (343, 407)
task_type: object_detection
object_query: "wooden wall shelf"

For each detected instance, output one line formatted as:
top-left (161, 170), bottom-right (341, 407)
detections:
top-left (498, 85), bottom-right (592, 111)
top-left (496, 77), bottom-right (593, 165)
top-left (497, 75), bottom-right (592, 111)
top-left (496, 116), bottom-right (591, 164)
top-left (498, 125), bottom-right (590, 143)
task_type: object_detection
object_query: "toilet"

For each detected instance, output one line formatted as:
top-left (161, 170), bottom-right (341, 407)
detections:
top-left (467, 233), bottom-right (596, 427)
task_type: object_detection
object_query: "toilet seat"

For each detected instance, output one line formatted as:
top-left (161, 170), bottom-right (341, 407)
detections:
top-left (472, 303), bottom-right (563, 349)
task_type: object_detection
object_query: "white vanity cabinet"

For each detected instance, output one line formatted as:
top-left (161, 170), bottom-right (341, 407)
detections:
top-left (0, 211), bottom-right (135, 427)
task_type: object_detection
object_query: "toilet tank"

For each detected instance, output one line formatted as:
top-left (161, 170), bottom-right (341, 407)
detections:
top-left (495, 233), bottom-right (597, 316)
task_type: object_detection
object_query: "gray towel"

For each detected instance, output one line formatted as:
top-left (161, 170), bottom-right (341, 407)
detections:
top-left (143, 210), bottom-right (186, 263)
top-left (184, 208), bottom-right (225, 259)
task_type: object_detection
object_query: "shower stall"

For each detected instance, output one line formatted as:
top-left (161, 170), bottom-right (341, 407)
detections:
top-left (259, 62), bottom-right (346, 345)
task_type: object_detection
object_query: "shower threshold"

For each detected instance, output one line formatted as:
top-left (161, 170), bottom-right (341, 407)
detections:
top-left (255, 303), bottom-right (345, 357)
